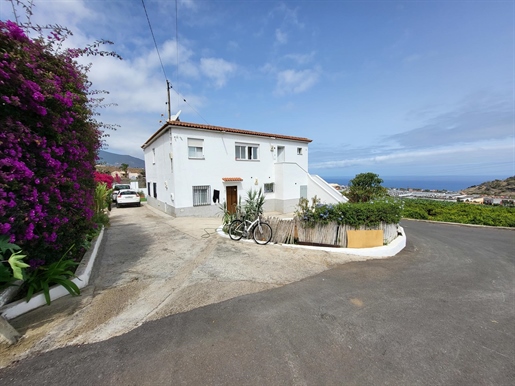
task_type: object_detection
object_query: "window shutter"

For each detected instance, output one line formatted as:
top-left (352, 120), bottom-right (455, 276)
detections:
top-left (188, 138), bottom-right (203, 147)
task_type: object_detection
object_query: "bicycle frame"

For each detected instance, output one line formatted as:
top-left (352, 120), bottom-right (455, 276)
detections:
top-left (240, 217), bottom-right (261, 235)
top-left (228, 216), bottom-right (273, 245)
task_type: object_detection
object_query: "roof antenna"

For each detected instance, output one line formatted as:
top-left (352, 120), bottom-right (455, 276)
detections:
top-left (170, 110), bottom-right (182, 122)
top-left (166, 80), bottom-right (172, 121)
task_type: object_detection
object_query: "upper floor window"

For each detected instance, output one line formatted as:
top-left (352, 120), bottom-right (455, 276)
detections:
top-left (188, 138), bottom-right (204, 159)
top-left (235, 143), bottom-right (259, 160)
top-left (297, 147), bottom-right (303, 155)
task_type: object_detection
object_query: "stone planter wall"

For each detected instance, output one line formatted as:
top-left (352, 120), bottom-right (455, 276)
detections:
top-left (0, 227), bottom-right (105, 344)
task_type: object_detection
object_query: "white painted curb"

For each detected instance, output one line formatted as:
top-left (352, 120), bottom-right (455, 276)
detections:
top-left (217, 225), bottom-right (407, 257)
top-left (0, 227), bottom-right (104, 320)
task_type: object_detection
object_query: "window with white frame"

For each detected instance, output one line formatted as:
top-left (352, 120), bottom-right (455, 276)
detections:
top-left (264, 182), bottom-right (274, 193)
top-left (193, 185), bottom-right (210, 206)
top-left (297, 147), bottom-right (303, 155)
top-left (188, 138), bottom-right (204, 159)
top-left (235, 143), bottom-right (259, 160)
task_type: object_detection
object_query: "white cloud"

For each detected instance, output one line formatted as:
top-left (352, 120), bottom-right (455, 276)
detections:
top-left (275, 29), bottom-right (288, 45)
top-left (274, 68), bottom-right (320, 96)
top-left (26, 0), bottom-right (96, 27)
top-left (179, 0), bottom-right (198, 11)
top-left (270, 3), bottom-right (304, 29)
top-left (310, 140), bottom-right (513, 171)
top-left (200, 57), bottom-right (237, 88)
top-left (283, 52), bottom-right (316, 65)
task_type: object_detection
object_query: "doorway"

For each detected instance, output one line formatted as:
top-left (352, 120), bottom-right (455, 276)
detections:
top-left (300, 185), bottom-right (307, 199)
top-left (277, 146), bottom-right (285, 162)
top-left (226, 186), bottom-right (238, 214)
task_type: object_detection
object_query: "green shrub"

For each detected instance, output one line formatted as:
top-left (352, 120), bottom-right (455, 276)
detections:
top-left (402, 199), bottom-right (515, 227)
top-left (296, 197), bottom-right (402, 228)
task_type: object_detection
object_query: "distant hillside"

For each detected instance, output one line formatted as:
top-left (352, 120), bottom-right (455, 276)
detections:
top-left (97, 150), bottom-right (145, 168)
top-left (462, 176), bottom-right (515, 197)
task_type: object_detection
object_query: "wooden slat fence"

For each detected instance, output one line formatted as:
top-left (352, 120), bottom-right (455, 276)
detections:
top-left (265, 217), bottom-right (296, 244)
top-left (262, 217), bottom-right (399, 247)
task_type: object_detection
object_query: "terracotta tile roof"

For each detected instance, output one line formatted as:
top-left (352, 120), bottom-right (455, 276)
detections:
top-left (142, 120), bottom-right (312, 148)
top-left (222, 177), bottom-right (243, 182)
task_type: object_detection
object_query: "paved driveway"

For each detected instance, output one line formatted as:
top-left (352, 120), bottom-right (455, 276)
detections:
top-left (0, 209), bottom-right (513, 385)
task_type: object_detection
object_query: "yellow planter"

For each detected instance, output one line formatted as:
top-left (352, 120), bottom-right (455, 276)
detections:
top-left (346, 229), bottom-right (384, 248)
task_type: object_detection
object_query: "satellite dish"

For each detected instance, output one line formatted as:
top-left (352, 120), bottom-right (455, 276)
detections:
top-left (169, 110), bottom-right (182, 122)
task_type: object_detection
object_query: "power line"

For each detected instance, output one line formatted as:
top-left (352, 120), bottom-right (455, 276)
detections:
top-left (171, 90), bottom-right (210, 124)
top-left (175, 0), bottom-right (180, 109)
top-left (141, 0), bottom-right (168, 81)
top-left (141, 0), bottom-right (209, 125)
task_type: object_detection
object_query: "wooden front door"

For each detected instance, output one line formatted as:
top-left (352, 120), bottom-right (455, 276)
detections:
top-left (226, 186), bottom-right (238, 214)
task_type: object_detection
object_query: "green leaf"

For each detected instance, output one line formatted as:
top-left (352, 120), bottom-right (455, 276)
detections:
top-left (8, 251), bottom-right (30, 280)
top-left (0, 235), bottom-right (21, 254)
top-left (54, 278), bottom-right (81, 296)
top-left (26, 285), bottom-right (35, 302)
top-left (43, 282), bottom-right (51, 305)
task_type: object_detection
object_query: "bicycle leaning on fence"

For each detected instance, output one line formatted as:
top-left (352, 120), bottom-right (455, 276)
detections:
top-left (228, 216), bottom-right (273, 245)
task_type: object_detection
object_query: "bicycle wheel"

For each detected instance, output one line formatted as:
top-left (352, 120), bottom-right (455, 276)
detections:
top-left (229, 220), bottom-right (244, 240)
top-left (253, 222), bottom-right (272, 245)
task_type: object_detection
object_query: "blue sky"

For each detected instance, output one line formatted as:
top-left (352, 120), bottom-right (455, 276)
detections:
top-left (2, 0), bottom-right (514, 180)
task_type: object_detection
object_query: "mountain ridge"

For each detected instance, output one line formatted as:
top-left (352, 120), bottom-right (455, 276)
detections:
top-left (97, 150), bottom-right (145, 168)
top-left (462, 176), bottom-right (515, 197)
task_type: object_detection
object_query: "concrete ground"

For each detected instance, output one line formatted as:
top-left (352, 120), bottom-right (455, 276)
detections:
top-left (0, 213), bottom-right (513, 385)
top-left (0, 203), bottom-right (386, 368)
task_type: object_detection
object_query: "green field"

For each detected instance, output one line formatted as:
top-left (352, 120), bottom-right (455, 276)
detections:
top-left (402, 199), bottom-right (515, 227)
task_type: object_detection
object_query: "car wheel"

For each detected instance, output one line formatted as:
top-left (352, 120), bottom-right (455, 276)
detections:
top-left (137, 202), bottom-right (141, 207)
top-left (116, 203), bottom-right (120, 208)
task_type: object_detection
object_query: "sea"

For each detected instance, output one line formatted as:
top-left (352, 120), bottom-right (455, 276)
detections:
top-left (320, 175), bottom-right (504, 192)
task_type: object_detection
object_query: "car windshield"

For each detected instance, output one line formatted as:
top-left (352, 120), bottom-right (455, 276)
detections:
top-left (115, 185), bottom-right (131, 190)
top-left (120, 190), bottom-right (137, 195)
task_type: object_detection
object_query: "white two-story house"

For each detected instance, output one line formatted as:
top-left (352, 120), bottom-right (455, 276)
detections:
top-left (141, 120), bottom-right (346, 217)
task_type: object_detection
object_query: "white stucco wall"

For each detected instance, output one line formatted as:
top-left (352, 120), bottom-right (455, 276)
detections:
top-left (308, 174), bottom-right (348, 204)
top-left (143, 124), bottom-right (312, 216)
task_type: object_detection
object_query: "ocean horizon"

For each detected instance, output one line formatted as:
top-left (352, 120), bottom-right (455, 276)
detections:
top-left (320, 175), bottom-right (509, 192)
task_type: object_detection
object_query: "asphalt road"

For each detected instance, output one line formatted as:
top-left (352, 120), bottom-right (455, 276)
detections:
top-left (0, 220), bottom-right (513, 385)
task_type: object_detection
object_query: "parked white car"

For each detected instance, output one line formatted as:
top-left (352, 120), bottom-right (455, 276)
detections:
top-left (112, 184), bottom-right (131, 202)
top-left (116, 189), bottom-right (141, 208)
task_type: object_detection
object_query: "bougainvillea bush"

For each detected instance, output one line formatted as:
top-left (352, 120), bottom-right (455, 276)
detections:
top-left (0, 20), bottom-right (103, 264)
top-left (94, 171), bottom-right (114, 189)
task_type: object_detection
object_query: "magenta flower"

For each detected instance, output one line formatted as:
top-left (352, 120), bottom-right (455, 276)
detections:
top-left (1, 19), bottom-right (105, 263)
top-left (32, 91), bottom-right (44, 102)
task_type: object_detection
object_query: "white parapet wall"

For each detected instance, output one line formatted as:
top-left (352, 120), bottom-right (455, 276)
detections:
top-left (308, 174), bottom-right (348, 204)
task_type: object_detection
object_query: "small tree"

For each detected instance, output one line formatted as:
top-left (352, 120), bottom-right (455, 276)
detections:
top-left (242, 189), bottom-right (265, 220)
top-left (346, 172), bottom-right (388, 203)
top-left (120, 163), bottom-right (129, 178)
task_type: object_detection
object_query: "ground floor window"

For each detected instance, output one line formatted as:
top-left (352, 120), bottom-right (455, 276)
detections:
top-left (264, 182), bottom-right (274, 193)
top-left (193, 185), bottom-right (210, 206)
